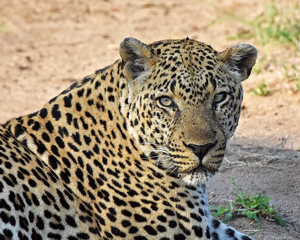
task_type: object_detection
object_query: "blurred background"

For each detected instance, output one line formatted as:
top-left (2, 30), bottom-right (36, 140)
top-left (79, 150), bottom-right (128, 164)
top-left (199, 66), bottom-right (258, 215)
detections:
top-left (0, 1), bottom-right (300, 239)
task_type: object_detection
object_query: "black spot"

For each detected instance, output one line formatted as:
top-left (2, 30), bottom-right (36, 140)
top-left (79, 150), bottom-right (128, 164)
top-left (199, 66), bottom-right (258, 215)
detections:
top-left (68, 143), bottom-right (79, 152)
top-left (32, 229), bottom-right (43, 240)
top-left (174, 234), bottom-right (186, 240)
top-left (0, 211), bottom-right (9, 223)
top-left (77, 181), bottom-right (86, 196)
top-left (48, 233), bottom-right (62, 239)
top-left (226, 228), bottom-right (235, 237)
top-left (36, 216), bottom-right (44, 230)
top-left (85, 111), bottom-right (97, 124)
top-left (32, 121), bottom-right (41, 131)
top-left (86, 88), bottom-right (92, 97)
top-left (42, 132), bottom-right (51, 142)
top-left (3, 229), bottom-right (13, 238)
top-left (95, 81), bottom-right (101, 89)
top-left (95, 213), bottom-right (105, 226)
top-left (129, 226), bottom-right (138, 234)
top-left (19, 216), bottom-right (29, 231)
top-left (27, 119), bottom-right (34, 126)
top-left (157, 225), bottom-right (166, 233)
top-left (129, 201), bottom-right (140, 208)
top-left (107, 213), bottom-right (117, 222)
top-left (141, 207), bottom-right (151, 214)
top-left (169, 220), bottom-right (177, 228)
top-left (87, 175), bottom-right (97, 189)
top-left (157, 215), bottom-right (167, 222)
top-left (108, 95), bottom-right (115, 102)
top-left (76, 103), bottom-right (82, 111)
top-left (51, 145), bottom-right (60, 157)
top-left (190, 213), bottom-right (202, 222)
top-left (51, 104), bottom-right (61, 121)
top-left (186, 200), bottom-right (194, 209)
top-left (121, 220), bottom-right (131, 227)
top-left (29, 212), bottom-right (34, 223)
top-left (63, 94), bottom-right (72, 108)
top-left (121, 209), bottom-right (131, 217)
top-left (0, 199), bottom-right (11, 211)
top-left (179, 222), bottom-right (191, 235)
top-left (14, 124), bottom-right (24, 138)
top-left (31, 193), bottom-right (40, 206)
top-left (104, 231), bottom-right (113, 238)
top-left (205, 226), bottom-right (211, 239)
top-left (100, 120), bottom-right (107, 131)
top-left (77, 89), bottom-right (85, 97)
top-left (55, 136), bottom-right (65, 148)
top-left (93, 144), bottom-right (100, 154)
top-left (28, 179), bottom-right (37, 187)
top-left (5, 162), bottom-right (12, 169)
top-left (57, 189), bottom-right (70, 209)
top-left (108, 110), bottom-right (113, 120)
top-left (164, 209), bottom-right (175, 216)
top-left (144, 225), bottom-right (157, 235)
top-left (72, 132), bottom-right (82, 145)
top-left (113, 196), bottom-right (126, 206)
top-left (45, 121), bottom-right (54, 133)
top-left (66, 215), bottom-right (77, 228)
top-left (211, 232), bottom-right (219, 240)
top-left (66, 113), bottom-right (73, 125)
top-left (212, 219), bottom-right (220, 228)
top-left (84, 135), bottom-right (91, 145)
top-left (112, 226), bottom-right (126, 237)
top-left (83, 150), bottom-right (93, 159)
top-left (199, 208), bottom-right (205, 216)
top-left (49, 155), bottom-right (59, 169)
top-left (192, 225), bottom-right (203, 237)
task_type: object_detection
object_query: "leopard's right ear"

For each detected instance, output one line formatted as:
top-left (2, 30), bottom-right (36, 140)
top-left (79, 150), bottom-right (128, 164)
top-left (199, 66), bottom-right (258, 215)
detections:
top-left (218, 44), bottom-right (257, 82)
top-left (119, 38), bottom-right (158, 82)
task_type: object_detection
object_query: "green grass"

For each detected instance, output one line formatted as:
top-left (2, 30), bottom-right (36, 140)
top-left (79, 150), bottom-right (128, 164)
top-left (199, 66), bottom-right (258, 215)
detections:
top-left (227, 0), bottom-right (300, 50)
top-left (210, 1), bottom-right (300, 91)
top-left (0, 22), bottom-right (7, 33)
top-left (250, 79), bottom-right (271, 96)
top-left (210, 178), bottom-right (286, 235)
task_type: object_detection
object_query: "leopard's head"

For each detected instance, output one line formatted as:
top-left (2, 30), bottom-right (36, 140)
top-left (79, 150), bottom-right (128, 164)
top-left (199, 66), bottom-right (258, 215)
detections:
top-left (119, 37), bottom-right (257, 185)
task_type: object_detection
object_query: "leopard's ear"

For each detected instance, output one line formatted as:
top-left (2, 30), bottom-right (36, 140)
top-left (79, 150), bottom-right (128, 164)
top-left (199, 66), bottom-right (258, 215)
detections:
top-left (218, 44), bottom-right (257, 82)
top-left (119, 37), bottom-right (158, 82)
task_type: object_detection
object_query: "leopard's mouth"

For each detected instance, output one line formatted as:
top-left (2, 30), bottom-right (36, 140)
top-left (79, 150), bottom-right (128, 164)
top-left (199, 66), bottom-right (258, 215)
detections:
top-left (162, 141), bottom-right (220, 178)
top-left (180, 141), bottom-right (218, 173)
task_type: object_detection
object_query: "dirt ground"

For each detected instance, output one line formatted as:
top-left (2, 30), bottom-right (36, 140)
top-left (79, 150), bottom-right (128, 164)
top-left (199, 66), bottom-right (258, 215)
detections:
top-left (0, 0), bottom-right (299, 239)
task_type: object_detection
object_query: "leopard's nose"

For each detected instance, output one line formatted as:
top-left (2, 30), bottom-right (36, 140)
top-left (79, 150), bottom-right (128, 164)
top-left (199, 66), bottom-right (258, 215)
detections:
top-left (183, 142), bottom-right (215, 161)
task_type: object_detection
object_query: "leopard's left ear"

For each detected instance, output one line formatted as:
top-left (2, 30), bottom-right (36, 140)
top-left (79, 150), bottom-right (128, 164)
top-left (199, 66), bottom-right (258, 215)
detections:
top-left (218, 44), bottom-right (257, 82)
top-left (119, 37), bottom-right (158, 82)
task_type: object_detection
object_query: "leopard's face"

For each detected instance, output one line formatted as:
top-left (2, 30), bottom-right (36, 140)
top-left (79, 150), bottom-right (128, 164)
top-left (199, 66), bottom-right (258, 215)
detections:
top-left (120, 38), bottom-right (257, 186)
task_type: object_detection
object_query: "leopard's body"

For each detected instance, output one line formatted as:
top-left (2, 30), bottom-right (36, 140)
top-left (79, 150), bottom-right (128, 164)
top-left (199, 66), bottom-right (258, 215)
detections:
top-left (0, 38), bottom-right (257, 240)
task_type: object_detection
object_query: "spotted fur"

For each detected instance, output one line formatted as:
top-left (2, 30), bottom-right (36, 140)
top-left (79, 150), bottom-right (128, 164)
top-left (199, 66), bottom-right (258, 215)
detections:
top-left (0, 37), bottom-right (257, 240)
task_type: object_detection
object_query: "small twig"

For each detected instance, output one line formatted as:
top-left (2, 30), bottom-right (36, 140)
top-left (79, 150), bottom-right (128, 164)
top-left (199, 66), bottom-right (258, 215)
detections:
top-left (269, 135), bottom-right (291, 155)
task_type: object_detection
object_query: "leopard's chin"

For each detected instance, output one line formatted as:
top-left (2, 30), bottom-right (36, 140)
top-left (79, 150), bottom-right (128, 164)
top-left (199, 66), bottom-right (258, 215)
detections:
top-left (177, 164), bottom-right (216, 186)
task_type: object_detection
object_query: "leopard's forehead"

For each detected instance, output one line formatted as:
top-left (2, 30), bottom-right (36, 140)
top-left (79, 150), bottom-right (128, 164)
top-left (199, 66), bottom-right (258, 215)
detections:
top-left (143, 39), bottom-right (237, 105)
top-left (148, 38), bottom-right (217, 55)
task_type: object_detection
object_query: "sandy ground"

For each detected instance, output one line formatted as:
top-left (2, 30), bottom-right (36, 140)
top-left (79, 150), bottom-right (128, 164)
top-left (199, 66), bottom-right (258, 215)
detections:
top-left (0, 0), bottom-right (299, 239)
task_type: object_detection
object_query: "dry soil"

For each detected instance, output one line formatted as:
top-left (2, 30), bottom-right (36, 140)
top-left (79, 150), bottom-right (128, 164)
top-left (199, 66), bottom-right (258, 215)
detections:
top-left (0, 0), bottom-right (299, 239)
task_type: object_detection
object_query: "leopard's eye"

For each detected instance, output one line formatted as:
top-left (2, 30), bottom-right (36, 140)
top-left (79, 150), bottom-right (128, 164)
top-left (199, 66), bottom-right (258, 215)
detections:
top-left (158, 96), bottom-right (173, 107)
top-left (213, 93), bottom-right (227, 104)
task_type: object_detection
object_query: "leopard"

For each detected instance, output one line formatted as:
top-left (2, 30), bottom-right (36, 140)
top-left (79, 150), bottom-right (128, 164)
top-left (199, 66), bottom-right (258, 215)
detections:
top-left (0, 37), bottom-right (257, 240)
